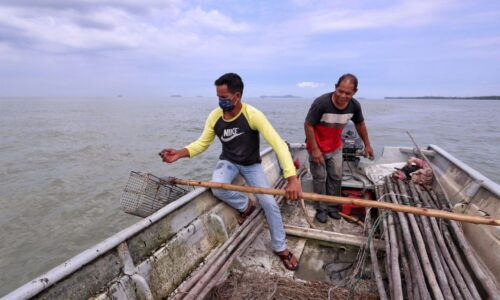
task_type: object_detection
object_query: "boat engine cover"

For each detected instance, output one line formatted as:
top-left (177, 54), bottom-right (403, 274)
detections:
top-left (342, 122), bottom-right (364, 161)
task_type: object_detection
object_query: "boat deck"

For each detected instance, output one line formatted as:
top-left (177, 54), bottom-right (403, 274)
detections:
top-left (208, 159), bottom-right (381, 299)
top-left (207, 199), bottom-right (380, 299)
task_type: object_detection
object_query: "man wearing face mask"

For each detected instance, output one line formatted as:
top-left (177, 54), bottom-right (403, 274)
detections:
top-left (159, 73), bottom-right (302, 271)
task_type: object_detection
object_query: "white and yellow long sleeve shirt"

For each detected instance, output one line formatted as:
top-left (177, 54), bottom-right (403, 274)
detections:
top-left (185, 103), bottom-right (296, 178)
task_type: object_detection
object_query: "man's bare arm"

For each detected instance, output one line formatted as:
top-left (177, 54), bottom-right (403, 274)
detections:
top-left (304, 121), bottom-right (324, 165)
top-left (354, 121), bottom-right (374, 159)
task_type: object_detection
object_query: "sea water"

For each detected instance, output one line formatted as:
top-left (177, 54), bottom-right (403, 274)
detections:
top-left (0, 96), bottom-right (499, 295)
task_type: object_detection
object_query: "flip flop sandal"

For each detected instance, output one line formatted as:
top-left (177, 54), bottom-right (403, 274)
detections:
top-left (237, 202), bottom-right (256, 225)
top-left (275, 250), bottom-right (299, 271)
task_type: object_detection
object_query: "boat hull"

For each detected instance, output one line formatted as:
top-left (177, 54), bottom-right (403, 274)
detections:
top-left (4, 144), bottom-right (499, 299)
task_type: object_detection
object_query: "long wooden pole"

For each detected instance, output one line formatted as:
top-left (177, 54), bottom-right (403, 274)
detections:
top-left (389, 178), bottom-right (440, 299)
top-left (382, 184), bottom-right (431, 299)
top-left (170, 178), bottom-right (500, 226)
top-left (365, 210), bottom-right (388, 300)
top-left (404, 181), bottom-right (452, 299)
top-left (416, 184), bottom-right (477, 300)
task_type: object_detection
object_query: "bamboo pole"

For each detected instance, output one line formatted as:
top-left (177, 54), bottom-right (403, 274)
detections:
top-left (300, 198), bottom-right (316, 229)
top-left (196, 216), bottom-right (266, 299)
top-left (183, 191), bottom-right (287, 299)
top-left (283, 224), bottom-right (384, 249)
top-left (427, 188), bottom-right (493, 298)
top-left (437, 244), bottom-right (463, 300)
top-left (391, 182), bottom-right (420, 300)
top-left (170, 178), bottom-right (500, 226)
top-left (381, 212), bottom-right (394, 300)
top-left (365, 210), bottom-right (388, 300)
top-left (177, 211), bottom-right (265, 300)
top-left (392, 180), bottom-right (444, 300)
top-left (440, 222), bottom-right (482, 300)
top-left (172, 178), bottom-right (287, 299)
top-left (448, 220), bottom-right (500, 298)
top-left (197, 190), bottom-right (292, 299)
top-left (385, 193), bottom-right (403, 300)
top-left (338, 212), bottom-right (364, 226)
top-left (377, 185), bottom-right (395, 300)
top-left (404, 181), bottom-right (453, 300)
top-left (386, 178), bottom-right (432, 300)
top-left (416, 184), bottom-right (477, 300)
top-left (394, 214), bottom-right (414, 300)
top-left (406, 132), bottom-right (500, 298)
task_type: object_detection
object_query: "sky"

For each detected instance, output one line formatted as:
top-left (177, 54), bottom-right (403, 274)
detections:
top-left (0, 0), bottom-right (499, 98)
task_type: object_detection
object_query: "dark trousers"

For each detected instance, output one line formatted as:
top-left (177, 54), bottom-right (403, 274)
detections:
top-left (309, 148), bottom-right (342, 212)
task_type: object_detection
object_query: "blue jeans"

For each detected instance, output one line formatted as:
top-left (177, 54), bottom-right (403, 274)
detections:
top-left (211, 160), bottom-right (286, 252)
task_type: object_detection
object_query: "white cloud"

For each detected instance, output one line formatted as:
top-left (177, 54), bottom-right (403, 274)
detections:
top-left (297, 81), bottom-right (325, 88)
top-left (287, 0), bottom-right (452, 34)
top-left (0, 2), bottom-right (249, 55)
top-left (0, 0), bottom-right (498, 97)
top-left (0, 6), bottom-right (149, 52)
top-left (0, 0), bottom-right (454, 63)
top-left (177, 6), bottom-right (251, 33)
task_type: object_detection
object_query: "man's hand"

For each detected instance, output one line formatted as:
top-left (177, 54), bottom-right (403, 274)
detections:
top-left (159, 148), bottom-right (181, 163)
top-left (311, 147), bottom-right (324, 165)
top-left (364, 145), bottom-right (375, 160)
top-left (285, 176), bottom-right (302, 200)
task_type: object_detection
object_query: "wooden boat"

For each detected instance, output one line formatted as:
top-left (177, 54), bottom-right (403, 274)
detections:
top-left (3, 142), bottom-right (499, 299)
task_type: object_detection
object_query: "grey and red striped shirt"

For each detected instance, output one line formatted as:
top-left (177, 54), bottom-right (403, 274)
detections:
top-left (305, 92), bottom-right (364, 153)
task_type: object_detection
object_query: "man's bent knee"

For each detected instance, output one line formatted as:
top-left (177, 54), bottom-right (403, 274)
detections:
top-left (258, 196), bottom-right (279, 211)
top-left (310, 166), bottom-right (327, 182)
top-left (212, 187), bottom-right (230, 200)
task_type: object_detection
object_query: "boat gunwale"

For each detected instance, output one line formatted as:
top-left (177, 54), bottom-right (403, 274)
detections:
top-left (4, 146), bottom-right (279, 299)
top-left (427, 144), bottom-right (500, 197)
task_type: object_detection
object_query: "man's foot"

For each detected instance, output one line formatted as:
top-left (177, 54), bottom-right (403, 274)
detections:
top-left (237, 201), bottom-right (255, 225)
top-left (315, 210), bottom-right (328, 223)
top-left (275, 249), bottom-right (299, 271)
top-left (328, 210), bottom-right (341, 220)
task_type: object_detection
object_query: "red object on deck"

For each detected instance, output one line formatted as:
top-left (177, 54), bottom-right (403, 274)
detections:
top-left (293, 159), bottom-right (300, 170)
top-left (341, 189), bottom-right (373, 216)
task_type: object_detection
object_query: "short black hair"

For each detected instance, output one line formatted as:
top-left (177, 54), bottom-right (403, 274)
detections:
top-left (335, 73), bottom-right (358, 91)
top-left (214, 73), bottom-right (244, 95)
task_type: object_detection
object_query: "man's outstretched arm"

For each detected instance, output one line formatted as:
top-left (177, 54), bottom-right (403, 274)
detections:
top-left (160, 110), bottom-right (219, 163)
top-left (159, 148), bottom-right (190, 163)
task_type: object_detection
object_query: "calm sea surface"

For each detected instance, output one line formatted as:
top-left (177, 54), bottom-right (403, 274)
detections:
top-left (1, 96), bottom-right (499, 295)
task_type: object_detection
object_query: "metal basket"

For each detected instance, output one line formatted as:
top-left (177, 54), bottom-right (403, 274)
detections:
top-left (120, 171), bottom-right (190, 217)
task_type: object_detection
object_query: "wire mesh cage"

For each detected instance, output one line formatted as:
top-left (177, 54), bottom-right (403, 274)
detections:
top-left (120, 171), bottom-right (190, 217)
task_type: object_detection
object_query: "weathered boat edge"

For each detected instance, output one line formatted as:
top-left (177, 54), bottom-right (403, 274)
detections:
top-left (2, 189), bottom-right (206, 300)
top-left (2, 145), bottom-right (284, 300)
top-left (429, 144), bottom-right (499, 197)
top-left (428, 144), bottom-right (500, 284)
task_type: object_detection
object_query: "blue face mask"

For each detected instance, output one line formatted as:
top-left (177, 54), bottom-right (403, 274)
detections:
top-left (218, 97), bottom-right (235, 112)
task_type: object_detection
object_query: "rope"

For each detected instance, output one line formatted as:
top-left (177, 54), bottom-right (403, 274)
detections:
top-left (347, 182), bottom-right (417, 298)
top-left (347, 210), bottom-right (391, 300)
